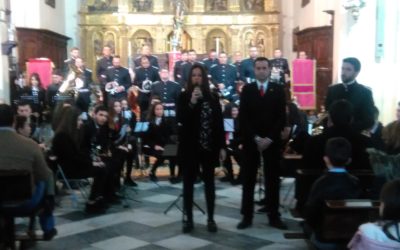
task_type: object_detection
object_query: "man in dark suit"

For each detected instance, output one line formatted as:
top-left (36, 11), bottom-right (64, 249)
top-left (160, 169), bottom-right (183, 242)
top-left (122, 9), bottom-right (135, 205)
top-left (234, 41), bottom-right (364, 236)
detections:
top-left (325, 57), bottom-right (375, 131)
top-left (240, 46), bottom-right (258, 83)
top-left (233, 51), bottom-right (243, 80)
top-left (238, 57), bottom-right (287, 230)
top-left (210, 51), bottom-right (237, 101)
top-left (173, 50), bottom-right (188, 85)
top-left (104, 56), bottom-right (132, 106)
top-left (202, 49), bottom-right (219, 71)
top-left (74, 57), bottom-right (93, 113)
top-left (134, 44), bottom-right (159, 69)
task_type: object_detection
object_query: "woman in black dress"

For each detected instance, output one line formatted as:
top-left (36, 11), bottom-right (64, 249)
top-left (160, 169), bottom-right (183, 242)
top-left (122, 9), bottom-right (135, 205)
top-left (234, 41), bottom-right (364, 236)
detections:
top-left (176, 64), bottom-right (226, 233)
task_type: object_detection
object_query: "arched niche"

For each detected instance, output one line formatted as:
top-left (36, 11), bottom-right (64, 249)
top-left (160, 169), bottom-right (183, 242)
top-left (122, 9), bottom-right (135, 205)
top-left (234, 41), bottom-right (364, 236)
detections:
top-left (167, 30), bottom-right (192, 51)
top-left (206, 29), bottom-right (228, 54)
top-left (130, 30), bottom-right (154, 55)
top-left (92, 31), bottom-right (103, 61)
top-left (206, 0), bottom-right (228, 11)
top-left (255, 30), bottom-right (267, 57)
top-left (104, 31), bottom-right (117, 54)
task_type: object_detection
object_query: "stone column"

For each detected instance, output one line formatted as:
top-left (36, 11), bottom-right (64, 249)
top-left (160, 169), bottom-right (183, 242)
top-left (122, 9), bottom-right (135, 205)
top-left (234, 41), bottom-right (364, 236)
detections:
top-left (153, 0), bottom-right (164, 13)
top-left (193, 0), bottom-right (205, 12)
top-left (0, 1), bottom-right (10, 104)
top-left (228, 0), bottom-right (240, 12)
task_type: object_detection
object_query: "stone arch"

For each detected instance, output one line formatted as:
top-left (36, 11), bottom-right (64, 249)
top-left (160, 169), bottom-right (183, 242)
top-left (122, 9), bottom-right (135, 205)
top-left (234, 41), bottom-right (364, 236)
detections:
top-left (206, 28), bottom-right (228, 54)
top-left (130, 29), bottom-right (154, 55)
top-left (167, 30), bottom-right (192, 51)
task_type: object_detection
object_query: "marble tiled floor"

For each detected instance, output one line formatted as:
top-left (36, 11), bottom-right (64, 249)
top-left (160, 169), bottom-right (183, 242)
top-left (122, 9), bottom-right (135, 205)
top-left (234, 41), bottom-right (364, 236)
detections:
top-left (19, 168), bottom-right (309, 250)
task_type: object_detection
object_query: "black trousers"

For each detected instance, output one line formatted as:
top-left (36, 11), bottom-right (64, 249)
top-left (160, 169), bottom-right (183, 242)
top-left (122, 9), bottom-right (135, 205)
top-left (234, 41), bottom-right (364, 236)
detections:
top-left (241, 145), bottom-right (281, 220)
top-left (182, 150), bottom-right (216, 222)
top-left (223, 147), bottom-right (243, 180)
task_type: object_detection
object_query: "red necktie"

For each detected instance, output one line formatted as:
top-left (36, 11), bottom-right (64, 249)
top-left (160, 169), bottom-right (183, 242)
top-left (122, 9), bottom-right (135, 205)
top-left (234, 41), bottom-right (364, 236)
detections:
top-left (260, 85), bottom-right (265, 97)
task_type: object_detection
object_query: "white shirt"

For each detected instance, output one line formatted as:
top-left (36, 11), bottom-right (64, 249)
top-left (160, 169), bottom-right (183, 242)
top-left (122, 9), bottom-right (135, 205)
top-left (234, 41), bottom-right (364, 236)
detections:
top-left (256, 80), bottom-right (268, 93)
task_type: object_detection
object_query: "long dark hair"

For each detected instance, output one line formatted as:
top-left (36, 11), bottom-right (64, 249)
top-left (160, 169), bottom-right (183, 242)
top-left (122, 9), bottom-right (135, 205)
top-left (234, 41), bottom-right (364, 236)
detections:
top-left (54, 106), bottom-right (81, 147)
top-left (147, 102), bottom-right (164, 123)
top-left (28, 72), bottom-right (43, 89)
top-left (186, 64), bottom-right (211, 100)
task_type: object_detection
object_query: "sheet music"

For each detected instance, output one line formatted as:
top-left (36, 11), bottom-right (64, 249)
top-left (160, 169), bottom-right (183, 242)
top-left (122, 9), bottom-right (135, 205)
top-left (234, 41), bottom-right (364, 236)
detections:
top-left (224, 118), bottom-right (234, 132)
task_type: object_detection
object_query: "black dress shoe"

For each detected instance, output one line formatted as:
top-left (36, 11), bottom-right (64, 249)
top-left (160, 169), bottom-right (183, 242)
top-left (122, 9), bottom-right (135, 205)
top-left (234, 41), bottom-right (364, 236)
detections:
top-left (43, 228), bottom-right (58, 241)
top-left (149, 172), bottom-right (158, 182)
top-left (237, 219), bottom-right (252, 229)
top-left (182, 220), bottom-right (194, 233)
top-left (219, 176), bottom-right (232, 182)
top-left (269, 218), bottom-right (288, 230)
top-left (124, 178), bottom-right (138, 187)
top-left (256, 206), bottom-right (267, 213)
top-left (85, 201), bottom-right (106, 214)
top-left (207, 220), bottom-right (218, 233)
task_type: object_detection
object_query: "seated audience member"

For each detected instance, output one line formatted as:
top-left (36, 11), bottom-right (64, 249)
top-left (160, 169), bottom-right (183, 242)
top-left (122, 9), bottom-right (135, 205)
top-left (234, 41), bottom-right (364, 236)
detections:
top-left (282, 102), bottom-right (309, 155)
top-left (0, 104), bottom-right (56, 240)
top-left (109, 99), bottom-right (137, 188)
top-left (144, 103), bottom-right (177, 182)
top-left (382, 102), bottom-right (400, 155)
top-left (220, 103), bottom-right (242, 185)
top-left (348, 179), bottom-right (400, 249)
top-left (15, 115), bottom-right (32, 138)
top-left (16, 101), bottom-right (37, 136)
top-left (368, 106), bottom-right (385, 151)
top-left (304, 137), bottom-right (362, 249)
top-left (302, 100), bottom-right (371, 171)
top-left (52, 106), bottom-right (109, 213)
top-left (120, 99), bottom-right (138, 186)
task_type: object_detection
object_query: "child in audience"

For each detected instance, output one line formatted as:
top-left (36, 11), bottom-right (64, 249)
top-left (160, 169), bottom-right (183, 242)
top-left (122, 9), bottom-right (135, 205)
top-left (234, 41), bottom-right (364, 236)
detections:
top-left (348, 179), bottom-right (400, 249)
top-left (304, 137), bottom-right (362, 249)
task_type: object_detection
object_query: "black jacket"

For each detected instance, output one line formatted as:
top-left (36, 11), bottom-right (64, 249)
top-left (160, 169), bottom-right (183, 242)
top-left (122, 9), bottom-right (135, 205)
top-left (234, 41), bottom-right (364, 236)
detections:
top-left (302, 126), bottom-right (372, 171)
top-left (239, 82), bottom-right (286, 147)
top-left (176, 91), bottom-right (225, 165)
top-left (325, 82), bottom-right (375, 131)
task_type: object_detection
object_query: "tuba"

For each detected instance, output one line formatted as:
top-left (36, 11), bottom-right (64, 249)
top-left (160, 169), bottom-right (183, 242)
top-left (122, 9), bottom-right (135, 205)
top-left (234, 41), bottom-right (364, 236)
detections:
top-left (59, 64), bottom-right (83, 98)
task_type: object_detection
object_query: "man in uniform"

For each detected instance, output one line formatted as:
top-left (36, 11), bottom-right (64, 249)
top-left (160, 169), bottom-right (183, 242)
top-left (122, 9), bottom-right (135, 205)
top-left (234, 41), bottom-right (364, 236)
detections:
top-left (134, 45), bottom-right (159, 69)
top-left (202, 49), bottom-right (219, 71)
top-left (105, 56), bottom-right (132, 107)
top-left (64, 47), bottom-right (80, 73)
top-left (134, 56), bottom-right (161, 120)
top-left (240, 46), bottom-right (258, 84)
top-left (233, 51), bottom-right (243, 80)
top-left (151, 68), bottom-right (181, 119)
top-left (210, 51), bottom-right (237, 101)
top-left (173, 50), bottom-right (188, 85)
top-left (96, 45), bottom-right (114, 107)
top-left (270, 49), bottom-right (290, 85)
top-left (181, 49), bottom-right (203, 88)
top-left (46, 69), bottom-right (63, 110)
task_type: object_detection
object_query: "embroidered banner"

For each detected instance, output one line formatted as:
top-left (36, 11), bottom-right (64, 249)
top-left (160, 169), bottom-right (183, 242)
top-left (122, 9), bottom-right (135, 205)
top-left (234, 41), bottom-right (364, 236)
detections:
top-left (291, 59), bottom-right (316, 109)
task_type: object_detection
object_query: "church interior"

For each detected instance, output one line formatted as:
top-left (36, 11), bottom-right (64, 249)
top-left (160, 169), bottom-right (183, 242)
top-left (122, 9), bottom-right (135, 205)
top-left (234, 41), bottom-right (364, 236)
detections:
top-left (1, 0), bottom-right (400, 249)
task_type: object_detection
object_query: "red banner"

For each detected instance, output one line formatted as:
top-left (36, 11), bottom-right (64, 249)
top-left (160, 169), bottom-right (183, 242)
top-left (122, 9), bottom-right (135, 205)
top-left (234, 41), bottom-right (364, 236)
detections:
top-left (26, 58), bottom-right (53, 89)
top-left (291, 59), bottom-right (316, 109)
top-left (168, 51), bottom-right (181, 81)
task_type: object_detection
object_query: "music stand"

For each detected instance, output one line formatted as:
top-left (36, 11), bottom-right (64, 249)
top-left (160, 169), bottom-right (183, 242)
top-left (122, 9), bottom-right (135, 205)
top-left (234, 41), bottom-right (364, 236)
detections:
top-left (134, 122), bottom-right (149, 176)
top-left (163, 145), bottom-right (205, 217)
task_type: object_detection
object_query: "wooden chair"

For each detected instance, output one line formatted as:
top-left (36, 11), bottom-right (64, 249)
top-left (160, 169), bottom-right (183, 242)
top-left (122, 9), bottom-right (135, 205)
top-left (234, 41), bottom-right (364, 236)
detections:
top-left (315, 199), bottom-right (380, 244)
top-left (0, 169), bottom-right (44, 249)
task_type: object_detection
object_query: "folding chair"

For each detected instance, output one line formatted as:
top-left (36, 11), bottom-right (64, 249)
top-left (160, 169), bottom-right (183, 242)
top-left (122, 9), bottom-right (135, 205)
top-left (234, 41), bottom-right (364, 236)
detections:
top-left (55, 165), bottom-right (90, 207)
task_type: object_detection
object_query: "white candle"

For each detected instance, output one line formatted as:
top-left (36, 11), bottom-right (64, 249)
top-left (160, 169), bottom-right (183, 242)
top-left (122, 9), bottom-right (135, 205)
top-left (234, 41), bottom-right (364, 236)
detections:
top-left (216, 37), bottom-right (220, 55)
top-left (128, 41), bottom-right (132, 57)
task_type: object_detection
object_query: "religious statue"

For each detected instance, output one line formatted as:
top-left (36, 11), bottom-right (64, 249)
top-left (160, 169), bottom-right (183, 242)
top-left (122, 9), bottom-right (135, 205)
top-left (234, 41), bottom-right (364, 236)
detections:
top-left (209, 0), bottom-right (228, 11)
top-left (244, 0), bottom-right (264, 11)
top-left (171, 0), bottom-right (185, 51)
top-left (133, 0), bottom-right (153, 12)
